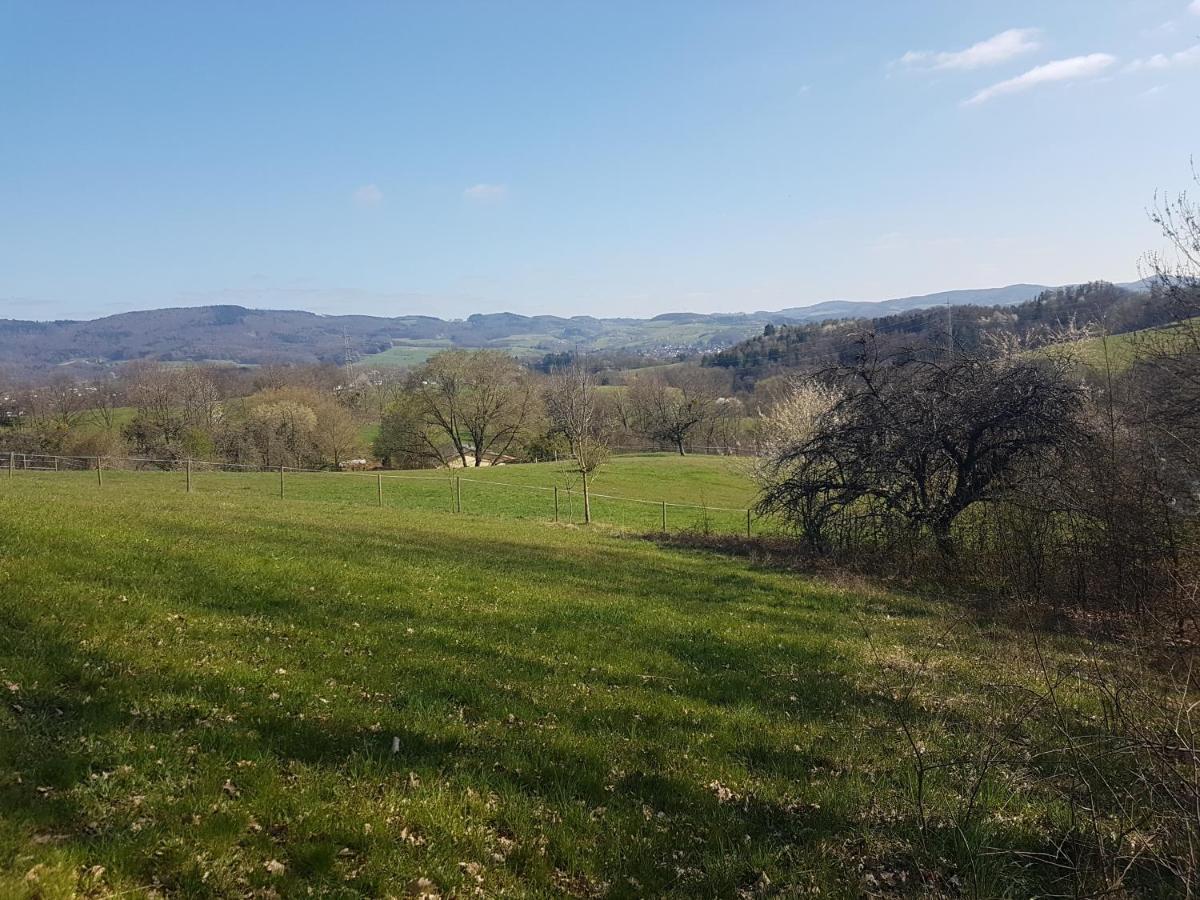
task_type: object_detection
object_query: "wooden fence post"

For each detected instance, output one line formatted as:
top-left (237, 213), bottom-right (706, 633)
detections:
top-left (455, 476), bottom-right (462, 513)
top-left (96, 457), bottom-right (103, 487)
top-left (8, 451), bottom-right (14, 478)
top-left (746, 508), bottom-right (751, 538)
top-left (377, 472), bottom-right (383, 507)
top-left (661, 501), bottom-right (667, 532)
top-left (553, 486), bottom-right (559, 523)
top-left (54, 456), bottom-right (59, 472)
top-left (186, 458), bottom-right (192, 493)
top-left (279, 465), bottom-right (285, 499)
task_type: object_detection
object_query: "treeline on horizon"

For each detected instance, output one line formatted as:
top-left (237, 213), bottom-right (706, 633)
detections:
top-left (0, 277), bottom-right (1187, 474)
top-left (705, 281), bottom-right (1173, 385)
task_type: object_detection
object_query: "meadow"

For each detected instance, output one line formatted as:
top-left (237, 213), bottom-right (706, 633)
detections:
top-left (17, 454), bottom-right (762, 537)
top-left (0, 465), bottom-right (1165, 897)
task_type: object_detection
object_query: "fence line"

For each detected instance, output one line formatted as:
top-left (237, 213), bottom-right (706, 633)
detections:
top-left (3, 451), bottom-right (760, 537)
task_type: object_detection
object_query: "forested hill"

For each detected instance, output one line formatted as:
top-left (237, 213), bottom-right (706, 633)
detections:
top-left (705, 282), bottom-right (1170, 385)
top-left (0, 283), bottom-right (1061, 376)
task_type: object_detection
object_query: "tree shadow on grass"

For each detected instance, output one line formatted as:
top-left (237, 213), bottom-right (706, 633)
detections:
top-left (1, 489), bottom-right (1092, 896)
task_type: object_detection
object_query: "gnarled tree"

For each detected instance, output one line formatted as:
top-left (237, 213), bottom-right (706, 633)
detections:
top-left (757, 339), bottom-right (1083, 555)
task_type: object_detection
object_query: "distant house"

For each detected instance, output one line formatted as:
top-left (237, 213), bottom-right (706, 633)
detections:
top-left (447, 449), bottom-right (516, 468)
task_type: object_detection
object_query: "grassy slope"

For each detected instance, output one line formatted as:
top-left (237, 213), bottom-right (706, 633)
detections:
top-left (0, 472), bottom-right (1116, 897)
top-left (360, 342), bottom-right (453, 369)
top-left (1064, 329), bottom-right (1145, 374)
top-left (236, 454), bottom-right (756, 534)
top-left (1050, 317), bottom-right (1196, 374)
top-left (457, 454), bottom-right (755, 509)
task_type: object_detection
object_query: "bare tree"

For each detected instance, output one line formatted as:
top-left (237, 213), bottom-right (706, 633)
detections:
top-left (314, 400), bottom-right (364, 467)
top-left (545, 362), bottom-right (613, 523)
top-left (757, 339), bottom-right (1083, 554)
top-left (407, 350), bottom-right (536, 467)
top-left (1137, 161), bottom-right (1200, 471)
top-left (627, 367), bottom-right (718, 455)
top-left (87, 376), bottom-right (124, 432)
top-left (123, 364), bottom-right (221, 459)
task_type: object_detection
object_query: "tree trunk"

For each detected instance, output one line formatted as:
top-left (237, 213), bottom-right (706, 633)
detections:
top-left (676, 438), bottom-right (686, 455)
top-left (932, 520), bottom-right (956, 558)
top-left (582, 470), bottom-right (591, 524)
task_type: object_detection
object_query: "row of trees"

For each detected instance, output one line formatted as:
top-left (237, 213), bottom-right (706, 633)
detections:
top-left (1, 351), bottom-right (754, 472)
top-left (708, 280), bottom-right (1174, 386)
top-left (370, 353), bottom-right (746, 469)
top-left (0, 363), bottom-right (366, 469)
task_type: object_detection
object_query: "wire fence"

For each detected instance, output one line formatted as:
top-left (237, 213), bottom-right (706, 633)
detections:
top-left (0, 451), bottom-right (763, 537)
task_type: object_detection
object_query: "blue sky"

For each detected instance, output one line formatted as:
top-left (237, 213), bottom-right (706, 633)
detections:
top-left (2, 1), bottom-right (1199, 321)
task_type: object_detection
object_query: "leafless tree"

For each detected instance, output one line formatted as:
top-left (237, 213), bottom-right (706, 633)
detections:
top-left (757, 339), bottom-right (1083, 555)
top-left (1137, 161), bottom-right (1200, 472)
top-left (123, 363), bottom-right (221, 459)
top-left (627, 366), bottom-right (718, 455)
top-left (545, 362), bottom-right (613, 523)
top-left (405, 350), bottom-right (536, 467)
top-left (87, 376), bottom-right (124, 432)
top-left (40, 374), bottom-right (88, 432)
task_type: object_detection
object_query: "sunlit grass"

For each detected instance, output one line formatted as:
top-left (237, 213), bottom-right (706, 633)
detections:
top-left (0, 473), bottom-right (1139, 897)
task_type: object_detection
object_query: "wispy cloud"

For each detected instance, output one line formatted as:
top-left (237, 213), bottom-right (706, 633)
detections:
top-left (899, 28), bottom-right (1041, 71)
top-left (1126, 43), bottom-right (1200, 71)
top-left (463, 183), bottom-right (508, 203)
top-left (964, 53), bottom-right (1116, 105)
top-left (351, 184), bottom-right (383, 208)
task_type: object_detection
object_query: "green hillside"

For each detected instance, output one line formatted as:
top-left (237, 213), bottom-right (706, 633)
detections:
top-left (1064, 318), bottom-right (1197, 374)
top-left (0, 466), bottom-right (1142, 897)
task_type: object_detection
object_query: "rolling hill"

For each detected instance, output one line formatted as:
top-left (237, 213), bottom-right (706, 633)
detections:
top-left (706, 281), bottom-right (1168, 385)
top-left (0, 282), bottom-right (1082, 375)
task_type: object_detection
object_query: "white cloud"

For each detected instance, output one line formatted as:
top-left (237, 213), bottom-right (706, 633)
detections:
top-left (964, 53), bottom-right (1116, 105)
top-left (1191, 0), bottom-right (1200, 15)
top-left (463, 183), bottom-right (508, 203)
top-left (351, 184), bottom-right (383, 208)
top-left (1126, 43), bottom-right (1200, 71)
top-left (899, 28), bottom-right (1040, 70)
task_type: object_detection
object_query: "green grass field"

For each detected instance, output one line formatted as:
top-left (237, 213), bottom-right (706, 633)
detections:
top-left (0, 465), bottom-right (1170, 897)
top-left (1050, 318), bottom-right (1198, 374)
top-left (359, 341), bottom-right (454, 369)
top-left (68, 454), bottom-right (760, 536)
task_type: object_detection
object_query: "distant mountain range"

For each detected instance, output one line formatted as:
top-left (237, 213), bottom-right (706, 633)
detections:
top-left (0, 282), bottom-right (1139, 375)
